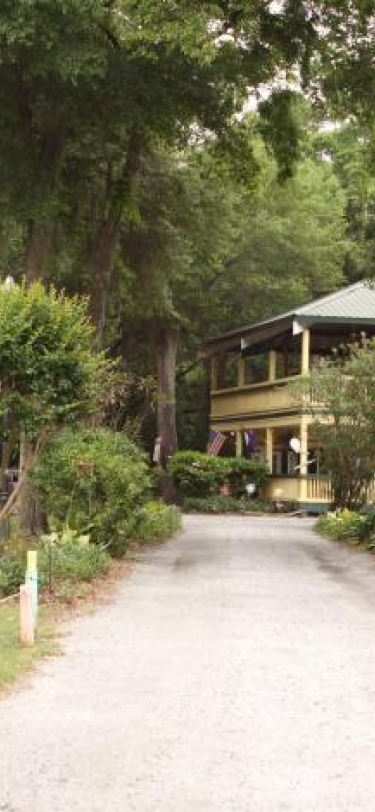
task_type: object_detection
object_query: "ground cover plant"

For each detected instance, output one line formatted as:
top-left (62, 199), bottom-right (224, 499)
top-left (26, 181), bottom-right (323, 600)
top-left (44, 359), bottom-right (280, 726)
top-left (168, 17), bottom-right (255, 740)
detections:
top-left (135, 500), bottom-right (181, 543)
top-left (183, 496), bottom-right (270, 514)
top-left (316, 508), bottom-right (375, 552)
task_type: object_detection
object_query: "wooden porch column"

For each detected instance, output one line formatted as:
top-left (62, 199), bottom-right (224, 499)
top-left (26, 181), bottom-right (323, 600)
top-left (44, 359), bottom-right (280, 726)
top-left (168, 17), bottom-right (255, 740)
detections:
top-left (211, 356), bottom-right (218, 391)
top-left (265, 428), bottom-right (273, 474)
top-left (236, 430), bottom-right (242, 458)
top-left (301, 329), bottom-right (310, 375)
top-left (238, 357), bottom-right (246, 387)
top-left (268, 350), bottom-right (277, 381)
top-left (299, 416), bottom-right (309, 503)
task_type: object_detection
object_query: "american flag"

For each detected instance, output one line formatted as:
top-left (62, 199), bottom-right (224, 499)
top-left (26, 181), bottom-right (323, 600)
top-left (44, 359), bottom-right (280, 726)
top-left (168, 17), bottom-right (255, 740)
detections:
top-left (207, 429), bottom-right (226, 456)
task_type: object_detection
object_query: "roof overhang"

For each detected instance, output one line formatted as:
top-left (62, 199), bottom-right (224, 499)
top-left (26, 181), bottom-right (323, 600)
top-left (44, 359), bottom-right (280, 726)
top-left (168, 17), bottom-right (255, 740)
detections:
top-left (199, 305), bottom-right (375, 359)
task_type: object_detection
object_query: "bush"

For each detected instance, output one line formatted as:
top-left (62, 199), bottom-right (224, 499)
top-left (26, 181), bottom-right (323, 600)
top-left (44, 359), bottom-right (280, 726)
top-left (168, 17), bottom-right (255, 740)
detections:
top-left (0, 551), bottom-right (24, 598)
top-left (135, 501), bottom-right (181, 543)
top-left (169, 451), bottom-right (268, 499)
top-left (183, 496), bottom-right (270, 514)
top-left (32, 428), bottom-right (152, 556)
top-left (316, 509), bottom-right (365, 541)
top-left (38, 538), bottom-right (111, 587)
top-left (0, 530), bottom-right (112, 599)
top-left (316, 507), bottom-right (375, 552)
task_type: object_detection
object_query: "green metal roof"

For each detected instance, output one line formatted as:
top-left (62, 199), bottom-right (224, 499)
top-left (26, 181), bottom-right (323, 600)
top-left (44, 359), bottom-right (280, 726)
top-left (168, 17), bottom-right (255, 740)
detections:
top-left (293, 281), bottom-right (375, 321)
top-left (200, 281), bottom-right (375, 356)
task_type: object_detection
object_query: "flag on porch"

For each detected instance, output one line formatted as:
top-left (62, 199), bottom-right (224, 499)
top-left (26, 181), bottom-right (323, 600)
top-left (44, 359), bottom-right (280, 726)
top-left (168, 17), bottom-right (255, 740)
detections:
top-left (244, 430), bottom-right (257, 455)
top-left (207, 429), bottom-right (226, 456)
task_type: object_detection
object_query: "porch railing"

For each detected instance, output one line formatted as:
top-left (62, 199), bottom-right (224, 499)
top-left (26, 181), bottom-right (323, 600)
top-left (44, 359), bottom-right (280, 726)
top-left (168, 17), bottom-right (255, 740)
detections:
top-left (305, 475), bottom-right (333, 503)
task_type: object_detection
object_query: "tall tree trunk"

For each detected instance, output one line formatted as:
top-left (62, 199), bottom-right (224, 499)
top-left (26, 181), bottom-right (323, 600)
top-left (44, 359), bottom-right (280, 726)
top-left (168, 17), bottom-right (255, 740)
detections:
top-left (18, 434), bottom-right (38, 536)
top-left (88, 130), bottom-right (142, 342)
top-left (24, 220), bottom-right (53, 283)
top-left (87, 219), bottom-right (121, 342)
top-left (154, 325), bottom-right (179, 468)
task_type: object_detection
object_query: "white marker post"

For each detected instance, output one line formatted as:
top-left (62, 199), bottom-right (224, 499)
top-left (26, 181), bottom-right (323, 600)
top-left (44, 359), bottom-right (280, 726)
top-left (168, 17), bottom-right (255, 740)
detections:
top-left (20, 584), bottom-right (34, 646)
top-left (25, 550), bottom-right (38, 631)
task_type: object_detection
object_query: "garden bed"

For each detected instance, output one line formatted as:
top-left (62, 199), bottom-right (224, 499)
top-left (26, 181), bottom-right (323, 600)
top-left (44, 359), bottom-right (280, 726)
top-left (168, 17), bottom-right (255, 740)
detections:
top-left (183, 496), bottom-right (270, 514)
top-left (316, 508), bottom-right (375, 553)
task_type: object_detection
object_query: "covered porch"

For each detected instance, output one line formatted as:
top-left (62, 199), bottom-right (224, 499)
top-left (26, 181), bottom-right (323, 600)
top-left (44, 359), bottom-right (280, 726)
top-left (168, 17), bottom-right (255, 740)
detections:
top-left (220, 420), bottom-right (334, 513)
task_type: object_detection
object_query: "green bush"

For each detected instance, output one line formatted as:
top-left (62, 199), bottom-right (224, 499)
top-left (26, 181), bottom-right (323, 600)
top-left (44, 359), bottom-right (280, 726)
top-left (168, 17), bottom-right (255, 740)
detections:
top-left (316, 507), bottom-right (375, 551)
top-left (32, 428), bottom-right (152, 556)
top-left (0, 530), bottom-right (112, 599)
top-left (316, 509), bottom-right (365, 541)
top-left (169, 451), bottom-right (268, 499)
top-left (184, 496), bottom-right (270, 514)
top-left (135, 500), bottom-right (181, 542)
top-left (0, 551), bottom-right (24, 598)
top-left (38, 540), bottom-right (111, 587)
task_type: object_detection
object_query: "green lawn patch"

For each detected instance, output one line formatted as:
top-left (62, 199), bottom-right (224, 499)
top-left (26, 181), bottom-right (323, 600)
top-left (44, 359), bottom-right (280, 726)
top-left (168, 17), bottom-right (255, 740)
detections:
top-left (0, 603), bottom-right (58, 694)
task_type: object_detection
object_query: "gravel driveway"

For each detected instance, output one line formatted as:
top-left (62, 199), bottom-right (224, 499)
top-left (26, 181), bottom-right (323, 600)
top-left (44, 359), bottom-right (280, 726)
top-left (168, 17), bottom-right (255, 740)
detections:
top-left (2, 514), bottom-right (375, 811)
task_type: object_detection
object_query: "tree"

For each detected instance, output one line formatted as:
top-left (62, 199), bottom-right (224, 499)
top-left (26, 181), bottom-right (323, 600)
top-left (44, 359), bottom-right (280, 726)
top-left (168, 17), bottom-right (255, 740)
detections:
top-left (112, 123), bottom-right (350, 455)
top-left (310, 124), bottom-right (375, 283)
top-left (0, 281), bottom-right (111, 532)
top-left (173, 140), bottom-right (349, 449)
top-left (297, 337), bottom-right (375, 509)
top-left (0, 1), bottom-right (319, 320)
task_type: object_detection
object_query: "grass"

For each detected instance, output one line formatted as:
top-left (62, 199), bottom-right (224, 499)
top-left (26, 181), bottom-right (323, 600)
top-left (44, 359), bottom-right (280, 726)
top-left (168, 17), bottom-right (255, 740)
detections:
top-left (0, 557), bottom-right (131, 696)
top-left (0, 603), bottom-right (58, 694)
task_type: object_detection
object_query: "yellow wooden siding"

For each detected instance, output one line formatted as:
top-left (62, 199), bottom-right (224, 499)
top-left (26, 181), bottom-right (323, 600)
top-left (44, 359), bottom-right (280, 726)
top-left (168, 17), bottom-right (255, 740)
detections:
top-left (264, 477), bottom-right (299, 501)
top-left (264, 476), bottom-right (333, 504)
top-left (211, 381), bottom-right (299, 420)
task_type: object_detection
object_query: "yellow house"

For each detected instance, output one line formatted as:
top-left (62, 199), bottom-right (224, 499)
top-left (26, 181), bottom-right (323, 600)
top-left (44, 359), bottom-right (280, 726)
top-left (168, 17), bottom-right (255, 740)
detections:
top-left (200, 282), bottom-right (375, 512)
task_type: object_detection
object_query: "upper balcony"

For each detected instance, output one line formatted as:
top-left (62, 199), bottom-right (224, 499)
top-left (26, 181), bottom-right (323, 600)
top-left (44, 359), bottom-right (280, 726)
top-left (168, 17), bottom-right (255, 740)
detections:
top-left (201, 282), bottom-right (375, 428)
top-left (209, 334), bottom-right (308, 423)
top-left (211, 376), bottom-right (300, 421)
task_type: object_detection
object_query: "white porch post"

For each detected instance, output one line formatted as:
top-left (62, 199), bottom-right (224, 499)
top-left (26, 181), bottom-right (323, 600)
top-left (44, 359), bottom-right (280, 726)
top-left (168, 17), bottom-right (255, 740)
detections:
top-left (236, 431), bottom-right (242, 458)
top-left (266, 427), bottom-right (273, 474)
top-left (301, 328), bottom-right (310, 375)
top-left (299, 416), bottom-right (309, 503)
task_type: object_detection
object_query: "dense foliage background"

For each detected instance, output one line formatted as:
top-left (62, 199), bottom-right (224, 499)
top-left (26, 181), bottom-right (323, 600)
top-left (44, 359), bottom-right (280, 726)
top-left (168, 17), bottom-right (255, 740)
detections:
top-left (1, 2), bottom-right (375, 458)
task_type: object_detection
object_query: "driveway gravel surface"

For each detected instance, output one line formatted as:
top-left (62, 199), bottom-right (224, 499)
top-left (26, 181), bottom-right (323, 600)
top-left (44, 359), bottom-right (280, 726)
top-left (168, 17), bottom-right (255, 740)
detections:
top-left (2, 514), bottom-right (375, 811)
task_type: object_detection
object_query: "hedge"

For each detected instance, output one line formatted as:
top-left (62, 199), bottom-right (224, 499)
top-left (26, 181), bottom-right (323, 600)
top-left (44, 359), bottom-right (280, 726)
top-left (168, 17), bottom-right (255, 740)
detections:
top-left (169, 451), bottom-right (268, 499)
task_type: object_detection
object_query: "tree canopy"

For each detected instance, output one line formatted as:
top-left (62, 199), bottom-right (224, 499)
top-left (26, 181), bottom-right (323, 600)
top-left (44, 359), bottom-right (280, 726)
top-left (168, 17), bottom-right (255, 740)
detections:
top-left (1, 1), bottom-right (375, 457)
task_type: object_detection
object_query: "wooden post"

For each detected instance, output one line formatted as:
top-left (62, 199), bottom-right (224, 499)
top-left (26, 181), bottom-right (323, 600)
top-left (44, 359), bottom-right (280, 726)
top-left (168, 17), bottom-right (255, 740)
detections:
top-left (266, 428), bottom-right (273, 474)
top-left (269, 350), bottom-right (277, 382)
top-left (301, 329), bottom-right (310, 374)
top-left (236, 430), bottom-right (242, 458)
top-left (20, 584), bottom-right (34, 646)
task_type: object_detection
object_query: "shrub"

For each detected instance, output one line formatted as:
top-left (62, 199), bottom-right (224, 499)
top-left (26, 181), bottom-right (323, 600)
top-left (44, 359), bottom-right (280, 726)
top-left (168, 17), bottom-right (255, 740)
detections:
top-left (38, 536), bottom-right (111, 587)
top-left (135, 501), bottom-right (181, 543)
top-left (183, 496), bottom-right (270, 514)
top-left (169, 451), bottom-right (268, 499)
top-left (32, 428), bottom-right (152, 556)
top-left (316, 509), bottom-right (365, 541)
top-left (0, 529), bottom-right (112, 599)
top-left (0, 551), bottom-right (24, 598)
